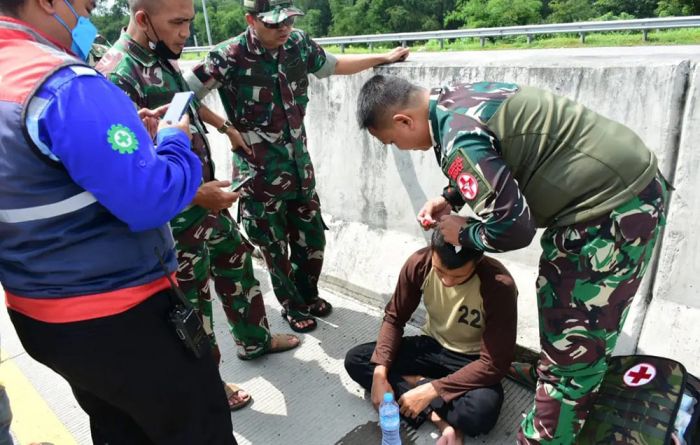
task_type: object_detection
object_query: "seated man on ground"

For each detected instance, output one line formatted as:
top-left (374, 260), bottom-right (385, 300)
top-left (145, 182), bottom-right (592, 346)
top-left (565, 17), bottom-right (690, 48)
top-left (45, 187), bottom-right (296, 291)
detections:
top-left (345, 231), bottom-right (518, 445)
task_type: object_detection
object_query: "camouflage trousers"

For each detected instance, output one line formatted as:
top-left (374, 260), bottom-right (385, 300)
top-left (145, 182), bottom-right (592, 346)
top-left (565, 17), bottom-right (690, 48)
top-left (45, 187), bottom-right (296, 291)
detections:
top-left (518, 175), bottom-right (669, 444)
top-left (172, 206), bottom-right (272, 361)
top-left (240, 192), bottom-right (326, 313)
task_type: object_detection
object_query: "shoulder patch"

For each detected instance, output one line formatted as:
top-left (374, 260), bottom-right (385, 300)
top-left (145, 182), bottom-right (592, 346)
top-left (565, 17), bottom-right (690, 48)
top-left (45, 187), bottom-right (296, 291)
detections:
top-left (457, 172), bottom-right (479, 201)
top-left (447, 156), bottom-right (463, 181)
top-left (107, 124), bottom-right (139, 154)
top-left (445, 148), bottom-right (495, 211)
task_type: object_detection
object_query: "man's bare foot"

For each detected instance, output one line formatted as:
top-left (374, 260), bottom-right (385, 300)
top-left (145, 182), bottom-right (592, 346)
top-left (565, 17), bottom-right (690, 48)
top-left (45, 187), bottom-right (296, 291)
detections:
top-left (270, 333), bottom-right (301, 352)
top-left (435, 425), bottom-right (463, 445)
top-left (431, 411), bottom-right (463, 445)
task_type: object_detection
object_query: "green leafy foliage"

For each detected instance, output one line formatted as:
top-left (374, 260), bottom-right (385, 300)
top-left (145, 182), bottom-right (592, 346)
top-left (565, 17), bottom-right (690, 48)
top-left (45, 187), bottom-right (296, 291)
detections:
top-left (91, 0), bottom-right (129, 44)
top-left (445, 0), bottom-right (543, 28)
top-left (193, 0), bottom-right (247, 45)
top-left (89, 0), bottom-right (699, 43)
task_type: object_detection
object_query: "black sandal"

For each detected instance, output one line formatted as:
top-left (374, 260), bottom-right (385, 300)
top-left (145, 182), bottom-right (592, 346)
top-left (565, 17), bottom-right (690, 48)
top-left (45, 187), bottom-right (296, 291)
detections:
top-left (307, 297), bottom-right (333, 317)
top-left (281, 308), bottom-right (317, 333)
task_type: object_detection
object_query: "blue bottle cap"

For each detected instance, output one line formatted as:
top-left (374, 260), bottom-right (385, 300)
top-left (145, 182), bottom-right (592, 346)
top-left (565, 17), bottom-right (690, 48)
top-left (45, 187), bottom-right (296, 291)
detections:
top-left (383, 392), bottom-right (394, 403)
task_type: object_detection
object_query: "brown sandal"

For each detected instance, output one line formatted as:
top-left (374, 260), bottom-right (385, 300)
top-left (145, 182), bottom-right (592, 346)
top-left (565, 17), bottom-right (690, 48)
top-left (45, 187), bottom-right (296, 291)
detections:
top-left (223, 382), bottom-right (252, 411)
top-left (237, 333), bottom-right (301, 360)
top-left (281, 308), bottom-right (317, 333)
top-left (308, 297), bottom-right (332, 317)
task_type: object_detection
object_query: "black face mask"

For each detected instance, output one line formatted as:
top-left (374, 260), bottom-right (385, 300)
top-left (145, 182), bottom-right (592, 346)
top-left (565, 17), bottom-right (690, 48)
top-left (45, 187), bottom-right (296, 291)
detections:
top-left (144, 14), bottom-right (182, 60)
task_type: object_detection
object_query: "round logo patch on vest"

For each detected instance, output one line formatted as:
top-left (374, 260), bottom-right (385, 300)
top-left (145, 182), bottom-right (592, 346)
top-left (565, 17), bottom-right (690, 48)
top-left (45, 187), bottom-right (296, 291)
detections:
top-left (108, 124), bottom-right (139, 155)
top-left (457, 173), bottom-right (479, 200)
top-left (623, 363), bottom-right (657, 387)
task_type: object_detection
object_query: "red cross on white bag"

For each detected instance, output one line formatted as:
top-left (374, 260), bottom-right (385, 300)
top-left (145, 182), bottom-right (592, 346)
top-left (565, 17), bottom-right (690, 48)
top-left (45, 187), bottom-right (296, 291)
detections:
top-left (457, 173), bottom-right (479, 200)
top-left (623, 363), bottom-right (657, 387)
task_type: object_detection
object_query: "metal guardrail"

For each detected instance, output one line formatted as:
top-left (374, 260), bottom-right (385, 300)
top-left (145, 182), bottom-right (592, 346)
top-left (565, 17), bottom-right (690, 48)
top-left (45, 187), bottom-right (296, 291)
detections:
top-left (183, 15), bottom-right (700, 53)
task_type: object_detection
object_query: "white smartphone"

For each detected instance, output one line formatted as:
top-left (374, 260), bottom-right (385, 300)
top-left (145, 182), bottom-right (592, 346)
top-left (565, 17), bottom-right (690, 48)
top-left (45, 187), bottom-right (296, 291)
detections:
top-left (162, 91), bottom-right (194, 123)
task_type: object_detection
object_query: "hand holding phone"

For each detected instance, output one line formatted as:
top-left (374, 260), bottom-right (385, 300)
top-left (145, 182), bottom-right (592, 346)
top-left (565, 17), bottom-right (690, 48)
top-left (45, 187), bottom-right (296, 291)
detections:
top-left (231, 175), bottom-right (253, 192)
top-left (162, 91), bottom-right (194, 123)
top-left (157, 113), bottom-right (191, 140)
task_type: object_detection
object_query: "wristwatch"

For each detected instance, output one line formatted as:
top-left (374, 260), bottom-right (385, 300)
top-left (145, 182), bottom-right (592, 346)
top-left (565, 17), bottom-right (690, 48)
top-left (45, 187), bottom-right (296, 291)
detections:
top-left (217, 120), bottom-right (232, 134)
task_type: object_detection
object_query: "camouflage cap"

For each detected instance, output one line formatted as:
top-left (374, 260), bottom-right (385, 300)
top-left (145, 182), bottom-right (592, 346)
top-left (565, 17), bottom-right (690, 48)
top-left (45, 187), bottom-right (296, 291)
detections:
top-left (243, 0), bottom-right (304, 24)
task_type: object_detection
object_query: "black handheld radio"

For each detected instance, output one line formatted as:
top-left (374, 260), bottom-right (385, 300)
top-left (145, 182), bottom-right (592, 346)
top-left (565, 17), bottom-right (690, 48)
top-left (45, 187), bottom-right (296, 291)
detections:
top-left (156, 248), bottom-right (209, 359)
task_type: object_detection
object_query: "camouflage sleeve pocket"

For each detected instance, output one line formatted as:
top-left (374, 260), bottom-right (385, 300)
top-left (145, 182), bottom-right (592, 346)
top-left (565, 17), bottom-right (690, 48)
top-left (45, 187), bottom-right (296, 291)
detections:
top-left (239, 199), bottom-right (276, 248)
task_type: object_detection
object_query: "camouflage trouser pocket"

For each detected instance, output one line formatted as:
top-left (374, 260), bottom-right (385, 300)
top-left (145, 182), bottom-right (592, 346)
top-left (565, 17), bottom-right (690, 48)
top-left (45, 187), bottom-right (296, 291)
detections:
top-left (172, 208), bottom-right (219, 249)
top-left (611, 175), bottom-right (667, 245)
top-left (240, 198), bottom-right (285, 248)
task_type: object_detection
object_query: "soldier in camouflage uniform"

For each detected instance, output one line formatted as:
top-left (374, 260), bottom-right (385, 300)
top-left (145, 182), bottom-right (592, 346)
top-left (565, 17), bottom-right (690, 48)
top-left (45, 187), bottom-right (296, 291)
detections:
top-left (356, 75), bottom-right (670, 444)
top-left (97, 0), bottom-right (300, 408)
top-left (186, 0), bottom-right (409, 332)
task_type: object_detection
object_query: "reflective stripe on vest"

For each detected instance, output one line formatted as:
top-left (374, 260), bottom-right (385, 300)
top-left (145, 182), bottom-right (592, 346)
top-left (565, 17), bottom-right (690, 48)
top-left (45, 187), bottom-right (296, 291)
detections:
top-left (0, 191), bottom-right (97, 223)
top-left (0, 19), bottom-right (179, 318)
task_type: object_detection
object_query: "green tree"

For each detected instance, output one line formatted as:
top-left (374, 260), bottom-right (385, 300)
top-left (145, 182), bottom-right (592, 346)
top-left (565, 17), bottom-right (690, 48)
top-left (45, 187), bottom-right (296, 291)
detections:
top-left (656, 0), bottom-right (700, 15)
top-left (546, 0), bottom-right (596, 23)
top-left (329, 0), bottom-right (456, 36)
top-left (91, 0), bottom-right (129, 44)
top-left (296, 0), bottom-right (333, 36)
top-left (445, 0), bottom-right (542, 28)
top-left (297, 9), bottom-right (324, 36)
top-left (594, 0), bottom-right (658, 18)
top-left (193, 0), bottom-right (247, 45)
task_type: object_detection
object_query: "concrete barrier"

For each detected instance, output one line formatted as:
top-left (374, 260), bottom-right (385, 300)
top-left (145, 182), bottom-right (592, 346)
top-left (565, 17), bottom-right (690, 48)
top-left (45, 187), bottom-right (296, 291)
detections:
top-left (637, 60), bottom-right (700, 371)
top-left (186, 45), bottom-right (700, 373)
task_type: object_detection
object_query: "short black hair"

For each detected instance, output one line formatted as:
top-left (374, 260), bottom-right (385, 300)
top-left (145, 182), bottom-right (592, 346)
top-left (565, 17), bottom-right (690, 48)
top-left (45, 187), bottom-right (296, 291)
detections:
top-left (356, 74), bottom-right (424, 129)
top-left (128, 0), bottom-right (162, 14)
top-left (431, 230), bottom-right (483, 270)
top-left (0, 0), bottom-right (25, 15)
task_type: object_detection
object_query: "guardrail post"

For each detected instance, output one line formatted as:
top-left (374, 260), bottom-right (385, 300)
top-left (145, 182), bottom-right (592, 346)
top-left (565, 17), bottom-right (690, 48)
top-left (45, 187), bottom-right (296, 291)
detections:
top-left (340, 43), bottom-right (346, 54)
top-left (642, 29), bottom-right (649, 41)
top-left (480, 37), bottom-right (486, 47)
top-left (579, 32), bottom-right (586, 43)
top-left (401, 40), bottom-right (407, 48)
top-left (527, 34), bottom-right (533, 44)
top-left (369, 43), bottom-right (373, 51)
top-left (440, 38), bottom-right (444, 50)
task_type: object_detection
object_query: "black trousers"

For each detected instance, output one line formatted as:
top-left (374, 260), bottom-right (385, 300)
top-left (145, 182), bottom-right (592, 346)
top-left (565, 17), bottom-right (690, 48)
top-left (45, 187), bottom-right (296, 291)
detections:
top-left (344, 335), bottom-right (503, 436)
top-left (9, 290), bottom-right (236, 445)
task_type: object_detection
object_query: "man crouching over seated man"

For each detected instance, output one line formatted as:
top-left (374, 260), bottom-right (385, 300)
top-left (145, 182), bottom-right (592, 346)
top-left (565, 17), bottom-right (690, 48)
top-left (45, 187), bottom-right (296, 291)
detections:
top-left (345, 230), bottom-right (518, 444)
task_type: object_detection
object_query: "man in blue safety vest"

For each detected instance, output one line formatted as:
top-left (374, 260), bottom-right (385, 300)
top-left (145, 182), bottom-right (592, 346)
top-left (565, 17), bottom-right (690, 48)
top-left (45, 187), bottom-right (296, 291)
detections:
top-left (0, 0), bottom-right (236, 442)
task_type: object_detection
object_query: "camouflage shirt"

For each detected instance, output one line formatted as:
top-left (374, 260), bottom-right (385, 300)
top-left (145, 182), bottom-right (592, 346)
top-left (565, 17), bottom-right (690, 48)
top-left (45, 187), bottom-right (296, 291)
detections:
top-left (432, 82), bottom-right (657, 253)
top-left (96, 32), bottom-right (214, 184)
top-left (186, 27), bottom-right (337, 202)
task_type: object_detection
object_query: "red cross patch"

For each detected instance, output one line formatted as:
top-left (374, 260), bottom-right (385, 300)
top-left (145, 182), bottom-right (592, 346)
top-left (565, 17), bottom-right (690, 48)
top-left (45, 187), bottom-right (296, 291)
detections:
top-left (457, 173), bottom-right (479, 201)
top-left (623, 363), bottom-right (657, 387)
top-left (447, 157), bottom-right (464, 181)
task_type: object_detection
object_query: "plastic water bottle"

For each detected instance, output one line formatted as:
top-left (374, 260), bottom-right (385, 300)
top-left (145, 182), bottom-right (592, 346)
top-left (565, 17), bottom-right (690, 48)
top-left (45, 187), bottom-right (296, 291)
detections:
top-left (379, 392), bottom-right (401, 445)
top-left (674, 392), bottom-right (697, 444)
